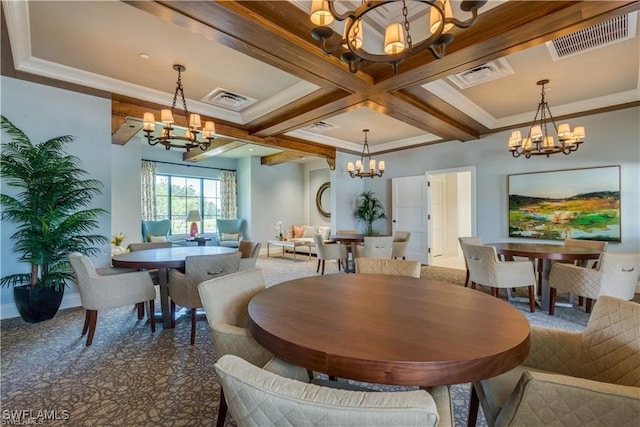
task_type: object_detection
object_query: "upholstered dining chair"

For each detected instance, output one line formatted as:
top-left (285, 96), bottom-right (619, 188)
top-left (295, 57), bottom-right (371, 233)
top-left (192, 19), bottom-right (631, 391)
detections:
top-left (127, 241), bottom-right (173, 252)
top-left (216, 219), bottom-right (244, 249)
top-left (461, 242), bottom-right (536, 312)
top-left (355, 258), bottom-right (421, 278)
top-left (215, 354), bottom-right (452, 427)
top-left (238, 240), bottom-right (261, 271)
top-left (199, 269), bottom-right (307, 427)
top-left (391, 231), bottom-right (411, 259)
top-left (354, 236), bottom-right (394, 259)
top-left (68, 252), bottom-right (156, 346)
top-left (458, 236), bottom-right (482, 287)
top-left (313, 234), bottom-right (348, 275)
top-left (168, 253), bottom-right (241, 345)
top-left (548, 252), bottom-right (640, 315)
top-left (468, 296), bottom-right (640, 427)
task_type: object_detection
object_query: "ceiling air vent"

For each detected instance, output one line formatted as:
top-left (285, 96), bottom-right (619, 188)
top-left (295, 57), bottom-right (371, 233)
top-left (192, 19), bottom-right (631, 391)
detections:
top-left (546, 12), bottom-right (637, 60)
top-left (447, 58), bottom-right (514, 89)
top-left (202, 88), bottom-right (257, 112)
top-left (303, 121), bottom-right (340, 134)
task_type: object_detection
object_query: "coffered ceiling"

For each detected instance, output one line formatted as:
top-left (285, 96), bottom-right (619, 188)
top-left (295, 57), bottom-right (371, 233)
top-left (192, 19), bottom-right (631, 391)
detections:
top-left (2, 1), bottom-right (639, 166)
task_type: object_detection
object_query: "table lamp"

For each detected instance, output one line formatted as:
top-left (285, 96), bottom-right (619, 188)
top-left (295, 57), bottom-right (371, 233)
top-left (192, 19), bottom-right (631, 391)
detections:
top-left (186, 210), bottom-right (201, 237)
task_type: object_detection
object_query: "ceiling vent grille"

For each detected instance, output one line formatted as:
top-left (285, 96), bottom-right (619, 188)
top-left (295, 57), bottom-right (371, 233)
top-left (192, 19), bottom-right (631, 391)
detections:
top-left (303, 121), bottom-right (340, 133)
top-left (546, 12), bottom-right (637, 60)
top-left (202, 88), bottom-right (257, 111)
top-left (447, 58), bottom-right (515, 89)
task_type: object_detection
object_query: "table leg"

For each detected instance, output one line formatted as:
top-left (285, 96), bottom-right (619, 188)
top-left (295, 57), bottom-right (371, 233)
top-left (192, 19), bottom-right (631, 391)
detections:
top-left (158, 267), bottom-right (172, 329)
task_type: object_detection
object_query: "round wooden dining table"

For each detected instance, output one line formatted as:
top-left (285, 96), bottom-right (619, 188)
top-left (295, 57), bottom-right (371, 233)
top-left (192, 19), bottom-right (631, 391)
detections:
top-left (487, 242), bottom-right (602, 312)
top-left (112, 246), bottom-right (236, 328)
top-left (249, 274), bottom-right (530, 387)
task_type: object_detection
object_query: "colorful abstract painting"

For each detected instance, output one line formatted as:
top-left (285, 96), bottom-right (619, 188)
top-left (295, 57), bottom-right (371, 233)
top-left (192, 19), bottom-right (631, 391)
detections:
top-left (508, 166), bottom-right (621, 242)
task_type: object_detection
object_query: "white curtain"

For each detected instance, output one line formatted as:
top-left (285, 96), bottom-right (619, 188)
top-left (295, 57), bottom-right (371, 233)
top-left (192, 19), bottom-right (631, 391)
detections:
top-left (141, 160), bottom-right (156, 220)
top-left (220, 170), bottom-right (238, 219)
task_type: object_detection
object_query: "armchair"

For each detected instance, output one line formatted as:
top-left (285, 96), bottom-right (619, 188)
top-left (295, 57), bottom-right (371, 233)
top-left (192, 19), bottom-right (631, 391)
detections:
top-left (68, 252), bottom-right (156, 346)
top-left (215, 354), bottom-right (449, 427)
top-left (391, 231), bottom-right (411, 259)
top-left (354, 236), bottom-right (394, 259)
top-left (238, 240), bottom-right (261, 271)
top-left (548, 252), bottom-right (640, 315)
top-left (141, 219), bottom-right (170, 242)
top-left (216, 219), bottom-right (244, 249)
top-left (469, 296), bottom-right (640, 427)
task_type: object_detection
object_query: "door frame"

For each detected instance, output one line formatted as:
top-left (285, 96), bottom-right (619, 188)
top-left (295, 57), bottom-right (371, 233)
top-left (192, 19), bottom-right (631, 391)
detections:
top-left (425, 166), bottom-right (477, 265)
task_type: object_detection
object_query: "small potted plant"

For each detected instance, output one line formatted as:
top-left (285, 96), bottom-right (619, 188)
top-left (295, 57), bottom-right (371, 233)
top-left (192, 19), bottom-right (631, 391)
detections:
top-left (0, 116), bottom-right (108, 323)
top-left (354, 190), bottom-right (386, 235)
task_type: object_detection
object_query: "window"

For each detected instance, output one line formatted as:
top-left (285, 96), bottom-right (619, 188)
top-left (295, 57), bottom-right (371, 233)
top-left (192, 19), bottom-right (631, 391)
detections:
top-left (155, 175), bottom-right (221, 235)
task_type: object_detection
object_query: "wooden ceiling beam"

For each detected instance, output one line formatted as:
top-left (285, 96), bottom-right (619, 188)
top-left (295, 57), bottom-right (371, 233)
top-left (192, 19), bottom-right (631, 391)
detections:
top-left (261, 150), bottom-right (305, 166)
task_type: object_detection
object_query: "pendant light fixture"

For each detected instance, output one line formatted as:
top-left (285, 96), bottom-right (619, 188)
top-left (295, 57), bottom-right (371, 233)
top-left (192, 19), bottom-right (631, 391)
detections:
top-left (347, 129), bottom-right (385, 178)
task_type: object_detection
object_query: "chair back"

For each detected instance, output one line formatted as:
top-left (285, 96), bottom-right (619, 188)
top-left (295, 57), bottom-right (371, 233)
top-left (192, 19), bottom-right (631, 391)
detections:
top-left (141, 219), bottom-right (171, 242)
top-left (313, 234), bottom-right (347, 262)
top-left (460, 243), bottom-right (499, 286)
top-left (360, 236), bottom-right (393, 258)
top-left (579, 296), bottom-right (640, 386)
top-left (214, 354), bottom-right (441, 427)
top-left (184, 253), bottom-right (242, 284)
top-left (69, 252), bottom-right (99, 282)
top-left (565, 238), bottom-right (608, 268)
top-left (391, 231), bottom-right (411, 259)
top-left (198, 269), bottom-right (271, 366)
top-left (238, 241), bottom-right (262, 271)
top-left (597, 253), bottom-right (640, 300)
top-left (355, 258), bottom-right (421, 278)
top-left (127, 241), bottom-right (172, 252)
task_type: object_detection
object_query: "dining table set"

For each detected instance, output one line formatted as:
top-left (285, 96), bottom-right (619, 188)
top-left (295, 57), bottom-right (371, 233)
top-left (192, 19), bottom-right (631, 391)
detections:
top-left (110, 238), bottom-right (606, 405)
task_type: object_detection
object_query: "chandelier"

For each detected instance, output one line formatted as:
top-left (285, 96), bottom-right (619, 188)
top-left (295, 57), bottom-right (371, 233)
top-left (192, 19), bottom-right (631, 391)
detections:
top-left (309, 0), bottom-right (487, 74)
top-left (508, 79), bottom-right (585, 158)
top-left (347, 129), bottom-right (385, 178)
top-left (143, 64), bottom-right (216, 151)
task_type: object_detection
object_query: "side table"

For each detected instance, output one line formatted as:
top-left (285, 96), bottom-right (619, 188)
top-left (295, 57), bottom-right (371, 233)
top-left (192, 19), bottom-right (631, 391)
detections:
top-left (186, 237), bottom-right (211, 247)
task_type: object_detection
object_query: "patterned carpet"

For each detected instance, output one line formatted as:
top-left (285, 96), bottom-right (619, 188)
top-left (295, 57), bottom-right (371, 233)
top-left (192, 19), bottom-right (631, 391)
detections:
top-left (0, 256), bottom-right (593, 426)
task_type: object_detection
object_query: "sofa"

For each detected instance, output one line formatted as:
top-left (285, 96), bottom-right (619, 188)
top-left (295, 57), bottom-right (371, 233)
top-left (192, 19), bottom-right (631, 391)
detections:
top-left (288, 224), bottom-right (332, 255)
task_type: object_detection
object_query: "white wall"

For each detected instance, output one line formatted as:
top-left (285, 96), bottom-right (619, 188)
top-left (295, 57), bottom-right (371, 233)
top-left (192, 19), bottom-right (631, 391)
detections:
top-left (1, 76), bottom-right (112, 318)
top-left (360, 107), bottom-right (640, 253)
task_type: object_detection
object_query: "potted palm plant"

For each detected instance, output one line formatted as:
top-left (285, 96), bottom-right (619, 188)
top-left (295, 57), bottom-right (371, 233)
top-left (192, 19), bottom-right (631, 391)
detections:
top-left (354, 190), bottom-right (386, 235)
top-left (0, 116), bottom-right (108, 323)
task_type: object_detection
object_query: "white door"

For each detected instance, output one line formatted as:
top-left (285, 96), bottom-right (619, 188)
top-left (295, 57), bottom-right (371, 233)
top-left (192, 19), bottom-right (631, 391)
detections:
top-left (430, 175), bottom-right (446, 257)
top-left (392, 176), bottom-right (428, 264)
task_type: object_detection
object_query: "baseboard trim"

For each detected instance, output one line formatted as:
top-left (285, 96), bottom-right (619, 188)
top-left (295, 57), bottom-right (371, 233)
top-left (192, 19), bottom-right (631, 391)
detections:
top-left (1, 293), bottom-right (82, 320)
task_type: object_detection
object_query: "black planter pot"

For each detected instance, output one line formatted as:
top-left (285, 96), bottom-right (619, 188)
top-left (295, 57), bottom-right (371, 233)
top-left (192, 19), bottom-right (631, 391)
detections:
top-left (13, 285), bottom-right (64, 323)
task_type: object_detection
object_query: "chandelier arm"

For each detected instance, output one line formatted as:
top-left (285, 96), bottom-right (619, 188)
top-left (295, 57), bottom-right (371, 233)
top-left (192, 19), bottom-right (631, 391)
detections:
top-left (326, 0), bottom-right (356, 22)
top-left (444, 4), bottom-right (481, 29)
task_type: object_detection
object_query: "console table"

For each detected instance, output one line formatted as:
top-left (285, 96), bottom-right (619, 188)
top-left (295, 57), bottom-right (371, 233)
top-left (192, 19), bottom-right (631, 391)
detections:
top-left (266, 239), bottom-right (312, 261)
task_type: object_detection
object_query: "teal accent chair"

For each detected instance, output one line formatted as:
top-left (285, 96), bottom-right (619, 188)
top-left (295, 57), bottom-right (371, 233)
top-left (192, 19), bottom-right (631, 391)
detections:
top-left (217, 219), bottom-right (244, 249)
top-left (141, 219), bottom-right (171, 243)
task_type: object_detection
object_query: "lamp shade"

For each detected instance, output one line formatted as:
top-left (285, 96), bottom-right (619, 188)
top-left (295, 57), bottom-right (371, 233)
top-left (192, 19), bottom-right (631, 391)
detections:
top-left (384, 23), bottom-right (406, 54)
top-left (186, 210), bottom-right (201, 222)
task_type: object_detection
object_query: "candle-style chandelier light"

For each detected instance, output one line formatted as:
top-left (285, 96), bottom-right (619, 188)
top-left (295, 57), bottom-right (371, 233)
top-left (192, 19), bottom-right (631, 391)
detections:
top-left (309, 0), bottom-right (487, 74)
top-left (347, 129), bottom-right (385, 178)
top-left (508, 79), bottom-right (586, 158)
top-left (143, 64), bottom-right (216, 151)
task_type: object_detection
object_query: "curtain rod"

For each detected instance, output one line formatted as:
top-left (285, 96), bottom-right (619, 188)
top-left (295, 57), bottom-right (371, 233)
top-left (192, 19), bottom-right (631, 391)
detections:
top-left (142, 159), bottom-right (236, 172)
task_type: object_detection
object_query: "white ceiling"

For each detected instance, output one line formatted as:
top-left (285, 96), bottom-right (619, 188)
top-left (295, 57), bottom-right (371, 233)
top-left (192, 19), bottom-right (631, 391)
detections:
top-left (3, 0), bottom-right (639, 161)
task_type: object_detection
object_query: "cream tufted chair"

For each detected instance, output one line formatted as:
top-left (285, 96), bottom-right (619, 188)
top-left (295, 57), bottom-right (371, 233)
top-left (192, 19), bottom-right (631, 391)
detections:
top-left (391, 231), bottom-right (411, 259)
top-left (469, 296), bottom-right (640, 427)
top-left (461, 242), bottom-right (536, 312)
top-left (199, 269), bottom-right (308, 427)
top-left (313, 234), bottom-right (348, 275)
top-left (355, 258), bottom-right (421, 278)
top-left (238, 240), bottom-right (261, 271)
top-left (215, 354), bottom-right (448, 427)
top-left (548, 252), bottom-right (639, 315)
top-left (168, 253), bottom-right (241, 345)
top-left (354, 236), bottom-right (394, 259)
top-left (68, 252), bottom-right (156, 346)
top-left (458, 236), bottom-right (483, 287)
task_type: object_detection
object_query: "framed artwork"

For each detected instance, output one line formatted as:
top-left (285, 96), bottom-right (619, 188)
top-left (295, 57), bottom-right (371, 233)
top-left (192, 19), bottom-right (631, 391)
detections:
top-left (508, 166), bottom-right (621, 242)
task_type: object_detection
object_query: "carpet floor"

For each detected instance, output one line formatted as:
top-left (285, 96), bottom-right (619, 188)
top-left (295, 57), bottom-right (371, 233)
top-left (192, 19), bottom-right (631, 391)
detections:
top-left (1, 256), bottom-right (595, 426)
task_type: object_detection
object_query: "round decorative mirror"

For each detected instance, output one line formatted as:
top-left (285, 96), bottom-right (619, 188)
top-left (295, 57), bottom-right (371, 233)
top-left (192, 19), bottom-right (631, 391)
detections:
top-left (316, 182), bottom-right (331, 219)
